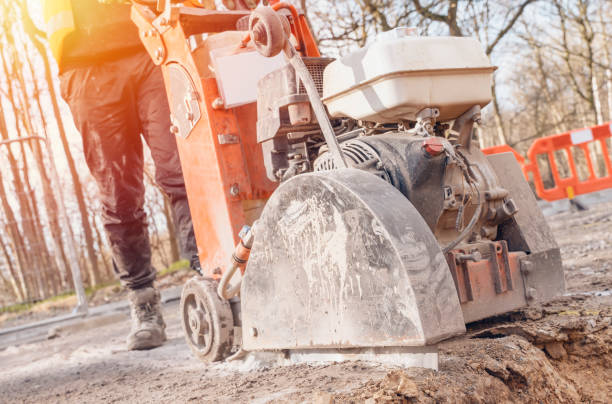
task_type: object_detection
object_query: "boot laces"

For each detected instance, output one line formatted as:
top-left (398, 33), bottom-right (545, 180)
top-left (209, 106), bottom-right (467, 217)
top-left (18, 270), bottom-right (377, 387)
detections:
top-left (137, 302), bottom-right (157, 323)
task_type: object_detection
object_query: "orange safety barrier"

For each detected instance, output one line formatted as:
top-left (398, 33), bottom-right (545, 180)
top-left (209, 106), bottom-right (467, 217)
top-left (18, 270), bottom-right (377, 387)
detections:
top-left (482, 122), bottom-right (612, 201)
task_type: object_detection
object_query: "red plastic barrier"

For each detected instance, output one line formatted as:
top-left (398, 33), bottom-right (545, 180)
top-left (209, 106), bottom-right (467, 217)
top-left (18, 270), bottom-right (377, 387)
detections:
top-left (482, 122), bottom-right (612, 201)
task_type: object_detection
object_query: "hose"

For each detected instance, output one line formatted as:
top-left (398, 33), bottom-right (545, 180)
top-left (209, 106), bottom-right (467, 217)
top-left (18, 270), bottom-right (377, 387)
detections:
top-left (217, 225), bottom-right (255, 300)
top-left (217, 260), bottom-right (242, 300)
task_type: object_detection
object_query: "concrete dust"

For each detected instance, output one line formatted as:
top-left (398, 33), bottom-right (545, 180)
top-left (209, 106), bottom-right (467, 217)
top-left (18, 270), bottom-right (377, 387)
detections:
top-left (1, 202), bottom-right (611, 403)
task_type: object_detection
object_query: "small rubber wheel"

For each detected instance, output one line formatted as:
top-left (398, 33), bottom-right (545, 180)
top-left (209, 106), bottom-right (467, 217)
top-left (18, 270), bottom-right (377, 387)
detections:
top-left (248, 7), bottom-right (286, 57)
top-left (180, 277), bottom-right (234, 362)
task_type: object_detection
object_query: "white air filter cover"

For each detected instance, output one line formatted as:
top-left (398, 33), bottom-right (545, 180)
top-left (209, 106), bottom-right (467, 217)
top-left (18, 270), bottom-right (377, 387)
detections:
top-left (322, 36), bottom-right (495, 123)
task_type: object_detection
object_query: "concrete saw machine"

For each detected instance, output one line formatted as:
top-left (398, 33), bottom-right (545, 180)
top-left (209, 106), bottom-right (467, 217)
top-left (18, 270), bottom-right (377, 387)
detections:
top-left (131, 1), bottom-right (564, 368)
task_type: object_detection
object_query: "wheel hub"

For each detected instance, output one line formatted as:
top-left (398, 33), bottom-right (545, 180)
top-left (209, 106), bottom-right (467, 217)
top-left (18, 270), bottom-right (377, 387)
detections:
top-left (183, 294), bottom-right (213, 354)
top-left (180, 277), bottom-right (234, 362)
top-left (188, 306), bottom-right (209, 336)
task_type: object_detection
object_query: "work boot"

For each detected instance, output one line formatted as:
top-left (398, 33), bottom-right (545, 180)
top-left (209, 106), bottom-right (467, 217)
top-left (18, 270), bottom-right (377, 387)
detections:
top-left (127, 286), bottom-right (167, 350)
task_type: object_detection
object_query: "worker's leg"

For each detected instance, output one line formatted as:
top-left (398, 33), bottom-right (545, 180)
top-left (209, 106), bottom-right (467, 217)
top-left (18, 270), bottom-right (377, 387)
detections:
top-left (60, 61), bottom-right (166, 350)
top-left (59, 63), bottom-right (155, 288)
top-left (132, 52), bottom-right (198, 262)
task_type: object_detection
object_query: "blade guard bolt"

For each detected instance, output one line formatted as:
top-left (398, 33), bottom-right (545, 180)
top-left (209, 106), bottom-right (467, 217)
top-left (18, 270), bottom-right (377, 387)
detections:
top-left (154, 47), bottom-right (165, 62)
top-left (212, 97), bottom-right (224, 110)
top-left (230, 184), bottom-right (240, 196)
top-left (526, 287), bottom-right (537, 301)
top-left (521, 260), bottom-right (534, 275)
top-left (423, 137), bottom-right (444, 157)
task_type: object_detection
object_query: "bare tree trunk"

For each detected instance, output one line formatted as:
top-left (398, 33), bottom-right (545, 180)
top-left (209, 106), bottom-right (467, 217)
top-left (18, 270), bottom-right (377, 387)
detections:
top-left (491, 79), bottom-right (507, 145)
top-left (605, 55), bottom-right (612, 120)
top-left (22, 11), bottom-right (101, 287)
top-left (598, 4), bottom-right (612, 120)
top-left (0, 229), bottom-right (25, 301)
top-left (412, 0), bottom-right (462, 36)
top-left (592, 75), bottom-right (604, 125)
top-left (524, 34), bottom-right (564, 132)
top-left (22, 45), bottom-right (71, 289)
top-left (1, 48), bottom-right (55, 299)
top-left (0, 169), bottom-right (29, 300)
top-left (162, 194), bottom-right (180, 263)
top-left (14, 59), bottom-right (61, 297)
top-left (0, 263), bottom-right (18, 301)
top-left (0, 54), bottom-right (42, 300)
top-left (90, 210), bottom-right (113, 280)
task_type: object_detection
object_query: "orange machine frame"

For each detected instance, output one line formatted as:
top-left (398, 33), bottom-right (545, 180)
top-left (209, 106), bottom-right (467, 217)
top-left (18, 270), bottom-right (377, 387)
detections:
top-left (131, 3), bottom-right (319, 277)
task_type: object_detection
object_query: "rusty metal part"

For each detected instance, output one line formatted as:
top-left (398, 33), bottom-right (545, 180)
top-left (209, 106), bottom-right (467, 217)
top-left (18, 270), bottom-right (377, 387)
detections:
top-left (446, 240), bottom-right (527, 322)
top-left (487, 153), bottom-right (565, 303)
top-left (180, 277), bottom-right (234, 362)
top-left (241, 169), bottom-right (465, 351)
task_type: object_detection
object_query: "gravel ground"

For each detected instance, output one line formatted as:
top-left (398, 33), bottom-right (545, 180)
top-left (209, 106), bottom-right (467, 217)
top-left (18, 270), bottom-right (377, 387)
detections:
top-left (1, 201), bottom-right (610, 403)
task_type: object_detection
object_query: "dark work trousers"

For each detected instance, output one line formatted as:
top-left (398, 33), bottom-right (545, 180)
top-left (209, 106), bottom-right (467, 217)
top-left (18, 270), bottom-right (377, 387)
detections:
top-left (59, 51), bottom-right (197, 289)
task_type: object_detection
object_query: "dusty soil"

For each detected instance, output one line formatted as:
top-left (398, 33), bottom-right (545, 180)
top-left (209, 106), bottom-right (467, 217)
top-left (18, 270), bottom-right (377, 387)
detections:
top-left (1, 202), bottom-right (610, 403)
top-left (0, 267), bottom-right (193, 329)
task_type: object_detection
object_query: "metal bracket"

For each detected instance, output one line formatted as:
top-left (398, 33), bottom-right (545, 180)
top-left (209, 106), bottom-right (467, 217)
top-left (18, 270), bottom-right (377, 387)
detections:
top-left (413, 107), bottom-right (439, 137)
top-left (487, 241), bottom-right (513, 294)
top-left (447, 240), bottom-right (514, 303)
top-left (152, 0), bottom-right (178, 34)
top-left (446, 251), bottom-right (474, 303)
top-left (451, 105), bottom-right (481, 150)
top-left (132, 5), bottom-right (167, 65)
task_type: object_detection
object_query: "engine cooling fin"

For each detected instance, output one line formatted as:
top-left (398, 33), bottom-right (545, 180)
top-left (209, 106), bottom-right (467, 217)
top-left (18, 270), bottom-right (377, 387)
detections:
top-left (313, 139), bottom-right (391, 183)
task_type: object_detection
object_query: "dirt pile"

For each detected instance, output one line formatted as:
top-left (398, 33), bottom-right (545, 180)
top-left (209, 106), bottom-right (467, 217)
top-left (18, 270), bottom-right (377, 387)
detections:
top-left (334, 337), bottom-right (579, 403)
top-left (329, 295), bottom-right (611, 404)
